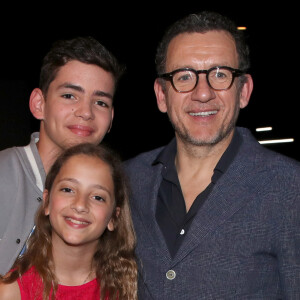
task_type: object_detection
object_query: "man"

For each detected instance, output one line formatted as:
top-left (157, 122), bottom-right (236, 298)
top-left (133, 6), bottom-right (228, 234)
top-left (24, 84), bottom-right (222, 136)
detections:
top-left (0, 36), bottom-right (123, 275)
top-left (125, 11), bottom-right (300, 299)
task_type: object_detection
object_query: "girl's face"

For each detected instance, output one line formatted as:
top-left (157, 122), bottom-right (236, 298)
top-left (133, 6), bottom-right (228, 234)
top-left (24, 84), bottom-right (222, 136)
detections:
top-left (44, 154), bottom-right (116, 250)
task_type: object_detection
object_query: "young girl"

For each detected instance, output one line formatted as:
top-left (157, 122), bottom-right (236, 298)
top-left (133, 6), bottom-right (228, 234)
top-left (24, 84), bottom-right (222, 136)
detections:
top-left (0, 143), bottom-right (137, 299)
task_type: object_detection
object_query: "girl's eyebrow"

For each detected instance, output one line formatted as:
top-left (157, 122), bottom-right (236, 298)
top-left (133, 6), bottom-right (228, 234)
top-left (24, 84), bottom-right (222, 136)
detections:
top-left (57, 177), bottom-right (113, 196)
top-left (57, 177), bottom-right (79, 184)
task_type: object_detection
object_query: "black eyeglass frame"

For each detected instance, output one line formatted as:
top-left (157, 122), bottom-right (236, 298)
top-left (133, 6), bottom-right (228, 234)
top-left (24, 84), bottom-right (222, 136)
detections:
top-left (158, 66), bottom-right (246, 93)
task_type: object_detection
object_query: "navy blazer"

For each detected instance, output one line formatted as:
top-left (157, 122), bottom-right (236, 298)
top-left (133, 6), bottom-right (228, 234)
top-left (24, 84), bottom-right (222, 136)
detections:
top-left (125, 127), bottom-right (300, 300)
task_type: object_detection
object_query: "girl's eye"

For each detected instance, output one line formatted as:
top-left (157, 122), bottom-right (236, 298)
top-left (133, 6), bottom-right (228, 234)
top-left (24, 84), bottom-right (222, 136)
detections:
top-left (93, 195), bottom-right (105, 202)
top-left (61, 187), bottom-right (73, 193)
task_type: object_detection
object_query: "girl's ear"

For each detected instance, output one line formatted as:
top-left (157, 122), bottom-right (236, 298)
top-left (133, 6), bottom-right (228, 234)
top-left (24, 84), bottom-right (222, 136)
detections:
top-left (115, 207), bottom-right (120, 217)
top-left (107, 207), bottom-right (120, 232)
top-left (43, 189), bottom-right (50, 216)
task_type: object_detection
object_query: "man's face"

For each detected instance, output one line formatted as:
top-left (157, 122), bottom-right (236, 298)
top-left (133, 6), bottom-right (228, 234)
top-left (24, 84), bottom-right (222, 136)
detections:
top-left (37, 60), bottom-right (115, 151)
top-left (155, 31), bottom-right (252, 147)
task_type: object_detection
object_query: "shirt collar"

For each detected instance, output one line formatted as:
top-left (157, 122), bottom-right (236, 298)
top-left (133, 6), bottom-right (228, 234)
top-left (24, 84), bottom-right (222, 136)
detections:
top-left (211, 130), bottom-right (242, 183)
top-left (153, 130), bottom-right (242, 183)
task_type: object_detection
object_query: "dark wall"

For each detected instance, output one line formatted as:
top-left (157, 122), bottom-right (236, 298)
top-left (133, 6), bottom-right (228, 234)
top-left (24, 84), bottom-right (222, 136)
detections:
top-left (0, 5), bottom-right (298, 161)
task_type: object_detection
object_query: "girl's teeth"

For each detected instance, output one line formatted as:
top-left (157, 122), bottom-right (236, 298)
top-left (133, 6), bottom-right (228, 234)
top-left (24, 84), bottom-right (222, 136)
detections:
top-left (66, 217), bottom-right (88, 225)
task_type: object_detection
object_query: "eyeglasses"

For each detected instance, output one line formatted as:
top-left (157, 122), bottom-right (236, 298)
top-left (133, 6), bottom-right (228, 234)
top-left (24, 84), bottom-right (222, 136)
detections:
top-left (158, 66), bottom-right (246, 93)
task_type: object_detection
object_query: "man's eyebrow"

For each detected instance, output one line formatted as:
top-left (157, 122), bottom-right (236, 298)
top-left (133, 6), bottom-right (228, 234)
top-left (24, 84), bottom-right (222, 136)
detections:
top-left (57, 83), bottom-right (113, 99)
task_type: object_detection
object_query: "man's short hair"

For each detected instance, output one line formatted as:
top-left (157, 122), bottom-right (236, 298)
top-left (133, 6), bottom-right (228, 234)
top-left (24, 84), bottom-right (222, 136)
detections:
top-left (39, 36), bottom-right (124, 96)
top-left (155, 11), bottom-right (250, 74)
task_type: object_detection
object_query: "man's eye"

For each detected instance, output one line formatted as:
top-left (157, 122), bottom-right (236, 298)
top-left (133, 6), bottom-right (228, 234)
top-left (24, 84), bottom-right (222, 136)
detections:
top-left (177, 73), bottom-right (193, 81)
top-left (215, 72), bottom-right (227, 78)
top-left (210, 70), bottom-right (229, 81)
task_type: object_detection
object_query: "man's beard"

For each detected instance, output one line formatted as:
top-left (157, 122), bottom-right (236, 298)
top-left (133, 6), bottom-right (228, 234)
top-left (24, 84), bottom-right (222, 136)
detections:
top-left (169, 102), bottom-right (240, 147)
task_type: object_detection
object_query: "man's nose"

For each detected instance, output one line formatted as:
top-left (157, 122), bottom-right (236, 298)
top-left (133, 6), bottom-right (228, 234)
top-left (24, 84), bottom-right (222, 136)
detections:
top-left (190, 75), bottom-right (216, 103)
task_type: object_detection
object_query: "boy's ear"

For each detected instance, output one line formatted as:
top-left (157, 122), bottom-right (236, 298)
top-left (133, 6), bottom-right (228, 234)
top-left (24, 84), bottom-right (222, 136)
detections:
top-left (29, 88), bottom-right (45, 120)
top-left (107, 107), bottom-right (114, 133)
top-left (43, 189), bottom-right (50, 216)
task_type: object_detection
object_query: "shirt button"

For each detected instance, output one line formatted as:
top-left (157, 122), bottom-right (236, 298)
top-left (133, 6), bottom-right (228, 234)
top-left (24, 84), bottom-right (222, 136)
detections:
top-left (37, 197), bottom-right (42, 202)
top-left (180, 229), bottom-right (185, 235)
top-left (16, 239), bottom-right (20, 244)
top-left (166, 270), bottom-right (176, 280)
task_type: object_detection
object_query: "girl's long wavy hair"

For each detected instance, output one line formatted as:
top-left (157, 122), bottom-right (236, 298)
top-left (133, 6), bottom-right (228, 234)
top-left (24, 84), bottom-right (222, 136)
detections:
top-left (0, 143), bottom-right (137, 300)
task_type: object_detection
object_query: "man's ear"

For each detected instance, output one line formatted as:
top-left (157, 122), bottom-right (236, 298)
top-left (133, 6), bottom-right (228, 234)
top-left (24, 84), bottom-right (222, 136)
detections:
top-left (29, 88), bottom-right (45, 120)
top-left (239, 74), bottom-right (253, 109)
top-left (43, 189), bottom-right (50, 216)
top-left (154, 79), bottom-right (168, 113)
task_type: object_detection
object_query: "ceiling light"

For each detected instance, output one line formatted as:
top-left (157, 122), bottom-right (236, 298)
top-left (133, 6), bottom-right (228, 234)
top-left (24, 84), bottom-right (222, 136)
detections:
top-left (259, 138), bottom-right (294, 145)
top-left (256, 127), bottom-right (273, 132)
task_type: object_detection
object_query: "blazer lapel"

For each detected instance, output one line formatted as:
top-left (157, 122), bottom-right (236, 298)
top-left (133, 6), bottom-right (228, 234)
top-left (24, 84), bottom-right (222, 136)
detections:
top-left (172, 152), bottom-right (272, 266)
top-left (132, 163), bottom-right (172, 261)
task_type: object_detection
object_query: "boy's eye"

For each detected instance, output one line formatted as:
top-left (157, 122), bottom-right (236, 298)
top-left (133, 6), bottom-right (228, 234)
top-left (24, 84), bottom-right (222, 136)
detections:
top-left (62, 94), bottom-right (75, 99)
top-left (95, 100), bottom-right (108, 107)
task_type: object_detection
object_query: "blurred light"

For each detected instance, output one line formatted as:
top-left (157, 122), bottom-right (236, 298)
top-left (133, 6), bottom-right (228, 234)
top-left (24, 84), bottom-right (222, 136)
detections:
top-left (237, 26), bottom-right (247, 30)
top-left (259, 138), bottom-right (294, 145)
top-left (256, 127), bottom-right (273, 132)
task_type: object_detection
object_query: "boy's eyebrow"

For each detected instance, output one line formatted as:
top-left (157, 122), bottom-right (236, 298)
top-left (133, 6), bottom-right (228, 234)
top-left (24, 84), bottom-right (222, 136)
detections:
top-left (57, 82), bottom-right (113, 99)
top-left (93, 90), bottom-right (113, 100)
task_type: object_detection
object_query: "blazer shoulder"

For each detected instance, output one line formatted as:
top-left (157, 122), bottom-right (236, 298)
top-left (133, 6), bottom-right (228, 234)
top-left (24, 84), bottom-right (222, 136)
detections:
top-left (238, 127), bottom-right (300, 175)
top-left (124, 146), bottom-right (165, 170)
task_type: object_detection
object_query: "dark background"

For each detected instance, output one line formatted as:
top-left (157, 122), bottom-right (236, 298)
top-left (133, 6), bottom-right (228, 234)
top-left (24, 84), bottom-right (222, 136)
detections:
top-left (0, 4), bottom-right (298, 161)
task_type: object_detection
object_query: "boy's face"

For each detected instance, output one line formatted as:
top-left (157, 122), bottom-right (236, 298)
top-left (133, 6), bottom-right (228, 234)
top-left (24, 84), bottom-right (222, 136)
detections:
top-left (37, 60), bottom-right (115, 151)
